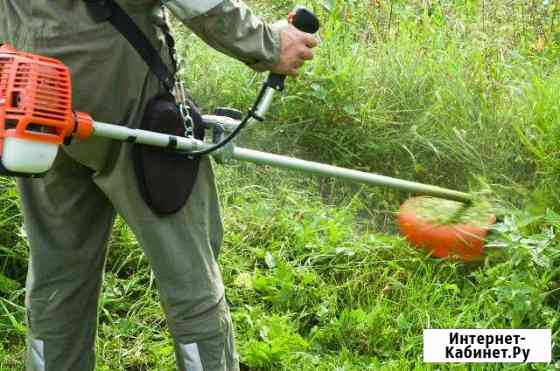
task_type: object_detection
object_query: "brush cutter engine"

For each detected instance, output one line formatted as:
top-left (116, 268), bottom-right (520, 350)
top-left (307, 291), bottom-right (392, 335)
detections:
top-left (0, 45), bottom-right (93, 176)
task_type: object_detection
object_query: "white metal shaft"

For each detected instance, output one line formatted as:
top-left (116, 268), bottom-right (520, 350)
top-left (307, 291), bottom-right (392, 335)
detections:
top-left (254, 88), bottom-right (276, 119)
top-left (93, 121), bottom-right (205, 152)
top-left (232, 147), bottom-right (472, 203)
top-left (91, 121), bottom-right (471, 203)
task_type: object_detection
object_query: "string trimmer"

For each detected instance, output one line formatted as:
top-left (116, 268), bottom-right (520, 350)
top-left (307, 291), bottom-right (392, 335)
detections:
top-left (0, 10), bottom-right (495, 261)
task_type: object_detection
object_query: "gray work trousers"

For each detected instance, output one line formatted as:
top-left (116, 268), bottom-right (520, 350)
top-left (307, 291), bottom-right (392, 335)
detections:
top-left (5, 6), bottom-right (238, 371)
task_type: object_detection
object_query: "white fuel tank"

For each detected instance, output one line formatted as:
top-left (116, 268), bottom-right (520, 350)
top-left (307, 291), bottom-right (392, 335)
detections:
top-left (1, 137), bottom-right (58, 174)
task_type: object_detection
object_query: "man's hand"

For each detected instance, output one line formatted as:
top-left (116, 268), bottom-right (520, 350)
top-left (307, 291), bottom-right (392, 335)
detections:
top-left (270, 13), bottom-right (319, 76)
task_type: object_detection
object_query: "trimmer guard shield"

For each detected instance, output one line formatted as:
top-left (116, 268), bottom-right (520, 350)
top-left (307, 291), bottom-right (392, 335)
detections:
top-left (398, 196), bottom-right (496, 261)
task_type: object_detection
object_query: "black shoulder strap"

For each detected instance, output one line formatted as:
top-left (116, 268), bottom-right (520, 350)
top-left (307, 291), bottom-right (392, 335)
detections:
top-left (83, 0), bottom-right (175, 91)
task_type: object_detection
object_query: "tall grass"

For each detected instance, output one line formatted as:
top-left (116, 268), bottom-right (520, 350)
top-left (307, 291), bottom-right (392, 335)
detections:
top-left (179, 0), bottom-right (559, 207)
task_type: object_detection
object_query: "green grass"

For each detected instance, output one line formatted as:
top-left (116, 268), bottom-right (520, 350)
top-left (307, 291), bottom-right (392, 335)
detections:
top-left (2, 0), bottom-right (560, 369)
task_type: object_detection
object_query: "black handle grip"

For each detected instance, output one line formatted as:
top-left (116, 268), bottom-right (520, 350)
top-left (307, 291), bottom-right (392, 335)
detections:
top-left (267, 7), bottom-right (320, 91)
top-left (292, 7), bottom-right (320, 34)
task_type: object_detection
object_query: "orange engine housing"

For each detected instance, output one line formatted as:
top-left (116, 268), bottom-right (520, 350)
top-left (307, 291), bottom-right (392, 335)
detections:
top-left (0, 44), bottom-right (92, 155)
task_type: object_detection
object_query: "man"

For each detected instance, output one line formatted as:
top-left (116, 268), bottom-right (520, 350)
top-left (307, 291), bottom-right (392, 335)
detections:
top-left (0, 1), bottom-right (318, 370)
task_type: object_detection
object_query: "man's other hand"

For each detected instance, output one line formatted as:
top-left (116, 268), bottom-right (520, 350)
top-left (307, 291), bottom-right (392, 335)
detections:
top-left (270, 14), bottom-right (319, 76)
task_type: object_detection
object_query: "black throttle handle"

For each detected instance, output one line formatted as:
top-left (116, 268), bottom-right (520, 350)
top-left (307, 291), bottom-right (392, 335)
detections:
top-left (266, 7), bottom-right (320, 91)
top-left (193, 8), bottom-right (319, 155)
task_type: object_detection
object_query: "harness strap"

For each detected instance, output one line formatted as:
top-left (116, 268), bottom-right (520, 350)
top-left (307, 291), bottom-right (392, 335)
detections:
top-left (83, 0), bottom-right (176, 91)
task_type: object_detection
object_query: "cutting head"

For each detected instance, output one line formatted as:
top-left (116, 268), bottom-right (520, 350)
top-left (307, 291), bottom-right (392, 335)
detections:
top-left (398, 196), bottom-right (496, 261)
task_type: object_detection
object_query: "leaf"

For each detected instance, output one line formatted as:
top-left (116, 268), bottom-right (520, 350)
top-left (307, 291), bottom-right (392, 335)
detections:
top-left (334, 247), bottom-right (355, 256)
top-left (0, 274), bottom-right (20, 294)
top-left (545, 209), bottom-right (560, 225)
top-left (259, 325), bottom-right (270, 341)
top-left (264, 252), bottom-right (276, 269)
top-left (343, 105), bottom-right (357, 116)
top-left (442, 283), bottom-right (460, 293)
top-left (0, 300), bottom-right (25, 334)
top-left (397, 313), bottom-right (410, 331)
top-left (322, 0), bottom-right (335, 12)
